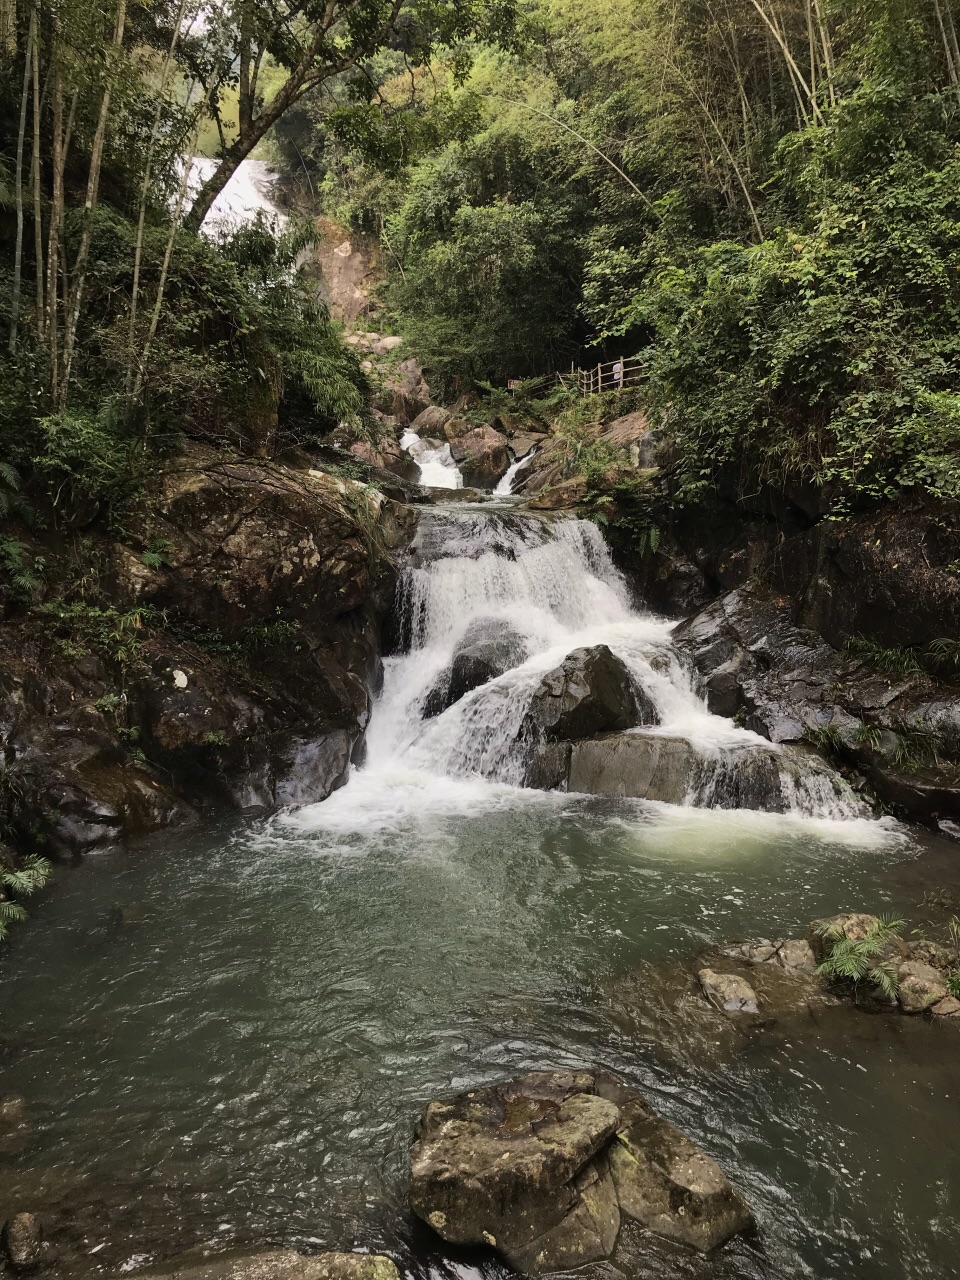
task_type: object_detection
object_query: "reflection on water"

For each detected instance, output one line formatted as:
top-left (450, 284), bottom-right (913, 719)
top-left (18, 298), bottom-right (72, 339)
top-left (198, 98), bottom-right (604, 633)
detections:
top-left (0, 800), bottom-right (957, 1279)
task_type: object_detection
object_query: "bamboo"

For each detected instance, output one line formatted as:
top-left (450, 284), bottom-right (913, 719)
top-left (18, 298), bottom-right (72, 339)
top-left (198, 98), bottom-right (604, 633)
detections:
top-left (60, 0), bottom-right (129, 408)
top-left (30, 3), bottom-right (44, 340)
top-left (8, 5), bottom-right (35, 354)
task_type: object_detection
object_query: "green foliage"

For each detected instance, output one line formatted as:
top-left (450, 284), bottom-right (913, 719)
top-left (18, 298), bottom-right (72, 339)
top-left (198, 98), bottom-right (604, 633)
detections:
top-left (0, 536), bottom-right (44, 602)
top-left (172, 613), bottom-right (304, 669)
top-left (845, 637), bottom-right (922, 677)
top-left (814, 915), bottom-right (906, 997)
top-left (38, 601), bottom-right (163, 673)
top-left (0, 853), bottom-right (51, 942)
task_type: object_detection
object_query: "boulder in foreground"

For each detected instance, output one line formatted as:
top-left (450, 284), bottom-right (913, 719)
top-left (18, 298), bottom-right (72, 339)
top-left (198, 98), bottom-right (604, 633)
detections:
top-left (122, 1250), bottom-right (401, 1280)
top-left (409, 1071), bottom-right (754, 1276)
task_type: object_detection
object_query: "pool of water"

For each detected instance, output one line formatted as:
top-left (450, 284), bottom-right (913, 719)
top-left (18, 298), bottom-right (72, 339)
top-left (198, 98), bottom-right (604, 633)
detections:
top-left (2, 787), bottom-right (959, 1280)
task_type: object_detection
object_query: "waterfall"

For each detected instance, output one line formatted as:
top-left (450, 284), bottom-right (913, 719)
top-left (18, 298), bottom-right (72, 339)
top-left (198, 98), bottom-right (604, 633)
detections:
top-left (495, 456), bottom-right (528, 496)
top-left (363, 506), bottom-right (866, 820)
top-left (401, 430), bottom-right (464, 489)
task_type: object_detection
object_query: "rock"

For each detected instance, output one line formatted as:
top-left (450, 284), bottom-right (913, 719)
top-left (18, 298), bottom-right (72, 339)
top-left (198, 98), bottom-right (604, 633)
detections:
top-left (698, 969), bottom-right (759, 1014)
top-left (348, 437), bottom-right (419, 484)
top-left (409, 1071), bottom-right (621, 1276)
top-left (605, 1094), bottom-right (754, 1252)
top-left (507, 433), bottom-right (542, 459)
top-left (524, 646), bottom-right (644, 742)
top-left (897, 960), bottom-right (949, 1013)
top-left (375, 357), bottom-right (431, 424)
top-left (777, 939), bottom-right (818, 973)
top-left (673, 584), bottom-right (960, 822)
top-left (808, 913), bottom-right (881, 965)
top-left (0, 1095), bottom-right (31, 1157)
top-left (3, 1213), bottom-right (43, 1270)
top-left (910, 940), bottom-right (955, 974)
top-left (409, 1072), bottom-right (753, 1275)
top-left (930, 995), bottom-right (960, 1017)
top-left (411, 406), bottom-right (452, 436)
top-left (426, 620), bottom-right (529, 716)
top-left (449, 426), bottom-right (511, 489)
top-left (566, 733), bottom-right (701, 805)
top-left (527, 478), bottom-right (588, 511)
top-left (125, 1250), bottom-right (400, 1280)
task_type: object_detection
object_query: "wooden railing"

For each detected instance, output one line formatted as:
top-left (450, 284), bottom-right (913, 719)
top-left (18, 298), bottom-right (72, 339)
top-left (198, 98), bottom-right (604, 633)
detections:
top-left (508, 355), bottom-right (644, 398)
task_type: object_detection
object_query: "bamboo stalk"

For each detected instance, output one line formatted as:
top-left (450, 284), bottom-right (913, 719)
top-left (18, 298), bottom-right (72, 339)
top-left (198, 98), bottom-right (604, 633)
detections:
top-left (8, 5), bottom-right (35, 354)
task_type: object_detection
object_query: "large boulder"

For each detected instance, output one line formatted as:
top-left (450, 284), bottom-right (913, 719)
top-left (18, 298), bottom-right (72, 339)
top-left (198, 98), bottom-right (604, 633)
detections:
top-left (425, 619), bottom-right (528, 717)
top-left (409, 1071), bottom-right (753, 1276)
top-left (374, 357), bottom-right (431, 424)
top-left (125, 1250), bottom-right (401, 1280)
top-left (450, 426), bottom-right (511, 489)
top-left (565, 733), bottom-right (700, 804)
top-left (348, 435), bottom-right (420, 484)
top-left (524, 646), bottom-right (644, 742)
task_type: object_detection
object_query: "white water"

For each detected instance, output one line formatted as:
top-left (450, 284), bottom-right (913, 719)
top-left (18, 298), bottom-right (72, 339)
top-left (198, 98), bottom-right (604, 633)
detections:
top-left (401, 430), bottom-right (464, 488)
top-left (495, 455), bottom-right (528, 495)
top-left (288, 505), bottom-right (897, 842)
top-left (188, 157), bottom-right (286, 234)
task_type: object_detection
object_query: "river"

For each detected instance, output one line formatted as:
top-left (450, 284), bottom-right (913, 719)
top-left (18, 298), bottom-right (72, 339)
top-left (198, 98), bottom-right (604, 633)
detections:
top-left (1, 501), bottom-right (958, 1279)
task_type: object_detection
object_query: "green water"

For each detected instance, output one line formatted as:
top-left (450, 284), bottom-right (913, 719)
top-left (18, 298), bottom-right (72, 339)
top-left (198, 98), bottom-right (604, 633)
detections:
top-left (0, 788), bottom-right (957, 1280)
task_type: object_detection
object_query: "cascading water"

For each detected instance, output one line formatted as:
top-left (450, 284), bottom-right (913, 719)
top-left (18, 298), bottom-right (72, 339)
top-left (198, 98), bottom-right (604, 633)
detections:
top-left (494, 454), bottom-right (530, 495)
top-left (400, 430), bottom-right (464, 488)
top-left (341, 504), bottom-right (866, 820)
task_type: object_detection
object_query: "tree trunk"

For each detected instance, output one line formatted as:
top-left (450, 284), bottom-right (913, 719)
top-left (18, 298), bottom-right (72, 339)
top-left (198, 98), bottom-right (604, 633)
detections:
top-left (8, 5), bottom-right (35, 355)
top-left (31, 4), bottom-right (44, 341)
top-left (59, 0), bottom-right (128, 409)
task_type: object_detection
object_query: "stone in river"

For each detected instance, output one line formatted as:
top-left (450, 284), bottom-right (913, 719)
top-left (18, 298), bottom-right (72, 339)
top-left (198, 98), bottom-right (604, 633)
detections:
top-left (409, 1070), bottom-right (754, 1276)
top-left (3, 1213), bottom-right (44, 1270)
top-left (698, 969), bottom-right (760, 1014)
top-left (123, 1250), bottom-right (401, 1280)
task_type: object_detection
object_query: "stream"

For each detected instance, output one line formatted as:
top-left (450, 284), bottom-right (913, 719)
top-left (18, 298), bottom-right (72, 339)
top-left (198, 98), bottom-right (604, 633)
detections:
top-left (2, 501), bottom-right (959, 1280)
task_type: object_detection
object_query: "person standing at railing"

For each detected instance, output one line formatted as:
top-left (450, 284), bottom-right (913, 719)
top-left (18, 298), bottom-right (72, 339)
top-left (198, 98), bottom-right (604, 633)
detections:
top-left (613, 359), bottom-right (624, 390)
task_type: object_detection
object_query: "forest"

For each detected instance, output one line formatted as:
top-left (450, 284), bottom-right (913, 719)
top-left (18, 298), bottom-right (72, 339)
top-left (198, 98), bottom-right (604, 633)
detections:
top-left (3, 5), bottom-right (960, 1280)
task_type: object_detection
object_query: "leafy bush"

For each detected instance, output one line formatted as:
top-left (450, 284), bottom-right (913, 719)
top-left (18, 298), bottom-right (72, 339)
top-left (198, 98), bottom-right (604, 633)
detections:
top-left (0, 853), bottom-right (51, 942)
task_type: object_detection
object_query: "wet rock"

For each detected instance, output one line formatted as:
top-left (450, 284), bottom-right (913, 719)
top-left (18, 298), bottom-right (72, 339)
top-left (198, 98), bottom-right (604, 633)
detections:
top-left (450, 426), bottom-right (511, 489)
top-left (409, 1071), bottom-right (621, 1275)
top-left (409, 1071), bottom-right (753, 1276)
top-left (0, 1095), bottom-right (31, 1157)
top-left (910, 940), bottom-right (955, 974)
top-left (897, 961), bottom-right (949, 1013)
top-left (698, 969), bottom-right (759, 1014)
top-left (128, 1250), bottom-right (400, 1280)
top-left (425, 620), bottom-right (529, 717)
top-left (567, 733), bottom-right (700, 805)
top-left (778, 939), bottom-right (818, 973)
top-left (931, 995), bottom-right (960, 1017)
top-left (673, 584), bottom-right (960, 822)
top-left (3, 1213), bottom-right (43, 1270)
top-left (525, 646), bottom-right (643, 742)
top-left (605, 1094), bottom-right (754, 1252)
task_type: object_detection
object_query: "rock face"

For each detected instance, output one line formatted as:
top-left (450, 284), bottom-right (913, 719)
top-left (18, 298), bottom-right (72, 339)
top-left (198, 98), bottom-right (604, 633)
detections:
top-left (673, 585), bottom-right (960, 822)
top-left (409, 1071), bottom-right (753, 1276)
top-left (375, 357), bottom-right (432, 425)
top-left (0, 456), bottom-right (418, 858)
top-left (426, 620), bottom-right (528, 717)
top-left (128, 1250), bottom-right (400, 1280)
top-left (897, 960), bottom-right (949, 1013)
top-left (450, 426), bottom-right (511, 489)
top-left (524, 646), bottom-right (642, 742)
top-left (348, 433), bottom-right (420, 484)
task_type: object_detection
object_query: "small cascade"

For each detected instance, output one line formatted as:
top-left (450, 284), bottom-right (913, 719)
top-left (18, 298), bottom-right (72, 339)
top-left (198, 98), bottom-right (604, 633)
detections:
top-left (495, 455), bottom-right (530, 496)
top-left (365, 506), bottom-right (867, 820)
top-left (401, 430), bottom-right (464, 489)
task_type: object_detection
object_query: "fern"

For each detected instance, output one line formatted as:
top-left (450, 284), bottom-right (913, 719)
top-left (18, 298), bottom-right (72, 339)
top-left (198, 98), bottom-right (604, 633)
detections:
top-left (845, 636), bottom-right (922, 677)
top-left (815, 915), bottom-right (905, 995)
top-left (0, 854), bottom-right (50, 941)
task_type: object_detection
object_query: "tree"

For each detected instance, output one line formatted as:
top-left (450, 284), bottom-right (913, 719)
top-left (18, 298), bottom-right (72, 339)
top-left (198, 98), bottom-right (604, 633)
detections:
top-left (182, 0), bottom-right (519, 229)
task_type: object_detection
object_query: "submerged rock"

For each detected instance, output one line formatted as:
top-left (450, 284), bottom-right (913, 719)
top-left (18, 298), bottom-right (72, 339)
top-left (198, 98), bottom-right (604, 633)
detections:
top-left (127, 1250), bottom-right (400, 1280)
top-left (698, 970), bottom-right (759, 1014)
top-left (409, 1071), bottom-right (753, 1276)
top-left (0, 1094), bottom-right (32, 1157)
top-left (524, 646), bottom-right (645, 743)
top-left (3, 1213), bottom-right (44, 1270)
